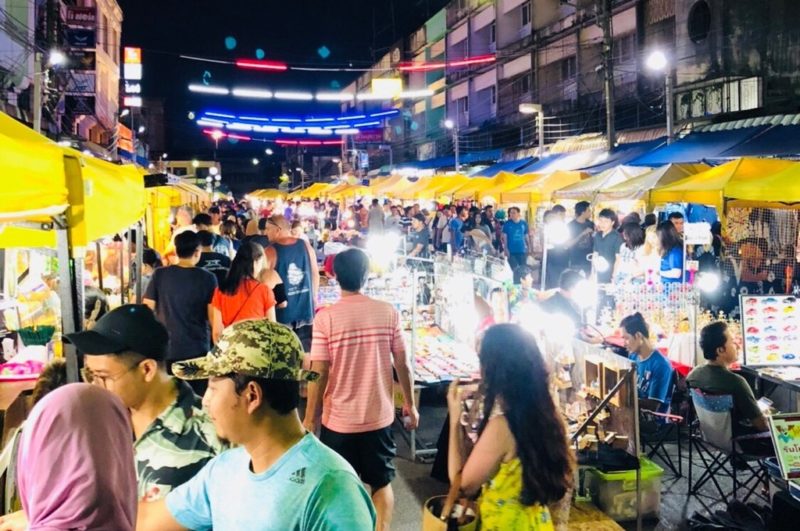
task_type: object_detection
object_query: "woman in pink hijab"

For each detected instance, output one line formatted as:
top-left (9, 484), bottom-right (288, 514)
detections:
top-left (16, 383), bottom-right (137, 531)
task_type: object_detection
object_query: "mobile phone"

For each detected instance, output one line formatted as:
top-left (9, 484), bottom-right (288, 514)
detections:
top-left (757, 397), bottom-right (773, 413)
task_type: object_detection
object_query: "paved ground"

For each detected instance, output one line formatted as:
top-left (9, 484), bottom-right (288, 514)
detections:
top-left (387, 391), bottom-right (773, 531)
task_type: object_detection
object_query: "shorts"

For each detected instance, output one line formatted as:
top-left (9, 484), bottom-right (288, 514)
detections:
top-left (320, 425), bottom-right (396, 489)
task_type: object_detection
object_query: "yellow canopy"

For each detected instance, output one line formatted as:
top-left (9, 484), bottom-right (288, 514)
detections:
top-left (380, 177), bottom-right (416, 198)
top-left (451, 176), bottom-right (497, 201)
top-left (649, 158), bottom-right (797, 211)
top-left (0, 112), bottom-right (145, 248)
top-left (723, 162), bottom-right (800, 207)
top-left (476, 172), bottom-right (539, 203)
top-left (368, 174), bottom-right (405, 195)
top-left (500, 171), bottom-right (588, 204)
top-left (394, 177), bottom-right (435, 201)
top-left (419, 174), bottom-right (471, 201)
top-left (251, 189), bottom-right (285, 200)
top-left (329, 184), bottom-right (371, 200)
top-left (553, 166), bottom-right (652, 201)
top-left (288, 182), bottom-right (334, 199)
top-left (595, 163), bottom-right (710, 203)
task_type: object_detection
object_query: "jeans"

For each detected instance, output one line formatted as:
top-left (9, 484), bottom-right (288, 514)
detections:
top-left (507, 253), bottom-right (527, 272)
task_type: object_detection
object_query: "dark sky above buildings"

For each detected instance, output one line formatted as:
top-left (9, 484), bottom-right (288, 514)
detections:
top-left (118, 0), bottom-right (449, 161)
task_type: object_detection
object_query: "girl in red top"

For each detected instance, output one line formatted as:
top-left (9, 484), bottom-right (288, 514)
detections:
top-left (211, 241), bottom-right (276, 342)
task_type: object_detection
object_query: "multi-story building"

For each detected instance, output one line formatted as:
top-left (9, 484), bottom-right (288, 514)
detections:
top-left (0, 0), bottom-right (37, 121)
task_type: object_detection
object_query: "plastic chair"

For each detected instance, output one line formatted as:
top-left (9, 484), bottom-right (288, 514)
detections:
top-left (640, 371), bottom-right (684, 477)
top-left (687, 388), bottom-right (770, 508)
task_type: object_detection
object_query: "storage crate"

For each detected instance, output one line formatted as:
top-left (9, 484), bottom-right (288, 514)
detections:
top-left (586, 457), bottom-right (663, 522)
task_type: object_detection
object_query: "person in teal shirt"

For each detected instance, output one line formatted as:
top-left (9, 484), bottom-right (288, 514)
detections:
top-left (136, 320), bottom-right (376, 531)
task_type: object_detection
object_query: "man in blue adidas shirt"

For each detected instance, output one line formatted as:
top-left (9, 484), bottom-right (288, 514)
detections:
top-left (136, 320), bottom-right (376, 531)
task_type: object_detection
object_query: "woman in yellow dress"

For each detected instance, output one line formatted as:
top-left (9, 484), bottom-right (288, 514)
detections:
top-left (447, 324), bottom-right (574, 530)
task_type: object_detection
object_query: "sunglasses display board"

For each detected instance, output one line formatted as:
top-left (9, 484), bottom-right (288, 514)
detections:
top-left (740, 295), bottom-right (800, 366)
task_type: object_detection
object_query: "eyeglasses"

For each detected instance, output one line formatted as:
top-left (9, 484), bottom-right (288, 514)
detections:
top-left (80, 361), bottom-right (141, 389)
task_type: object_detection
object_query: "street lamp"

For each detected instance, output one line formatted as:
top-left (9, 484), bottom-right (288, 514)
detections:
top-left (519, 103), bottom-right (545, 155)
top-left (138, 125), bottom-right (146, 134)
top-left (444, 119), bottom-right (460, 172)
top-left (265, 148), bottom-right (274, 156)
top-left (332, 157), bottom-right (343, 179)
top-left (210, 130), bottom-right (224, 160)
top-left (252, 158), bottom-right (260, 165)
top-left (646, 50), bottom-right (675, 145)
top-left (32, 49), bottom-right (67, 133)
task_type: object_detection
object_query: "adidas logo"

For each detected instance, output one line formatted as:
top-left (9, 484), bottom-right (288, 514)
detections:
top-left (289, 467), bottom-right (306, 485)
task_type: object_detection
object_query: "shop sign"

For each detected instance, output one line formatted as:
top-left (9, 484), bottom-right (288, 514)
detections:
top-left (65, 95), bottom-right (95, 115)
top-left (66, 6), bottom-right (97, 27)
top-left (66, 73), bottom-right (96, 94)
top-left (684, 222), bottom-right (711, 245)
top-left (359, 152), bottom-right (369, 169)
top-left (67, 51), bottom-right (95, 70)
top-left (355, 129), bottom-right (384, 144)
top-left (65, 28), bottom-right (96, 49)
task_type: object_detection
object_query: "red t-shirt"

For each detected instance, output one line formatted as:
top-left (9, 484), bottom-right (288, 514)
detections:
top-left (212, 278), bottom-right (276, 327)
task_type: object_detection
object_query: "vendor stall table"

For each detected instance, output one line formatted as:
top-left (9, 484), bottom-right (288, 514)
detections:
top-left (0, 380), bottom-right (34, 447)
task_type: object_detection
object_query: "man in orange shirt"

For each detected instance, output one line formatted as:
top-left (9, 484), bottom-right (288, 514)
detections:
top-left (304, 248), bottom-right (418, 531)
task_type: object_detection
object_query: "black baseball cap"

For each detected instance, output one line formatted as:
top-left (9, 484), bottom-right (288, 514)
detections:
top-left (412, 213), bottom-right (426, 223)
top-left (65, 304), bottom-right (169, 361)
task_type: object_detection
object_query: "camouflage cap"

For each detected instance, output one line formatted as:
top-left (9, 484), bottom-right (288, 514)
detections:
top-left (172, 320), bottom-right (318, 382)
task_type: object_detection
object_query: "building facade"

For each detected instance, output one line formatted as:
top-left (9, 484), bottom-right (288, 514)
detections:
top-left (359, 0), bottom-right (800, 167)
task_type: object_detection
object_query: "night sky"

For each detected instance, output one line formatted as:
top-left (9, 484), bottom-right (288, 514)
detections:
top-left (118, 0), bottom-right (449, 182)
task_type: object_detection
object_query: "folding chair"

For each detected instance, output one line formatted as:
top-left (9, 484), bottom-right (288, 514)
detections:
top-left (687, 388), bottom-right (770, 509)
top-left (640, 371), bottom-right (685, 477)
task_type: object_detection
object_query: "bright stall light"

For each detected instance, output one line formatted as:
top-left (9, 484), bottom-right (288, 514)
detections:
top-left (573, 279), bottom-right (598, 309)
top-left (265, 148), bottom-right (274, 155)
top-left (646, 50), bottom-right (668, 72)
top-left (189, 84), bottom-right (230, 95)
top-left (697, 272), bottom-right (721, 293)
top-left (48, 49), bottom-right (67, 66)
top-left (252, 158), bottom-right (260, 165)
top-left (544, 220), bottom-right (570, 247)
top-left (232, 88), bottom-right (274, 99)
top-left (209, 167), bottom-right (219, 176)
top-left (273, 91), bottom-right (314, 101)
top-left (443, 119), bottom-right (455, 130)
top-left (316, 92), bottom-right (355, 102)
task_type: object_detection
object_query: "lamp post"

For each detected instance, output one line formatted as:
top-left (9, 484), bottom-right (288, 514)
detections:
top-left (646, 50), bottom-right (675, 145)
top-left (33, 49), bottom-right (67, 133)
top-left (211, 130), bottom-right (224, 160)
top-left (332, 158), bottom-right (343, 180)
top-left (444, 119), bottom-right (459, 172)
top-left (519, 103), bottom-right (545, 155)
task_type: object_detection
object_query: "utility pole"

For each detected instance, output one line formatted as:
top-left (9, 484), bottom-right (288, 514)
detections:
top-left (33, 52), bottom-right (43, 133)
top-left (597, 0), bottom-right (616, 151)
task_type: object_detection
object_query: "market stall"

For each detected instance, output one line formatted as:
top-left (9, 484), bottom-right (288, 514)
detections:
top-left (594, 163), bottom-right (710, 207)
top-left (552, 165), bottom-right (652, 204)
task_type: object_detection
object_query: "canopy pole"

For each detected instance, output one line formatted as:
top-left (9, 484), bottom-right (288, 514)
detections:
top-left (55, 222), bottom-right (80, 383)
top-left (134, 221), bottom-right (144, 304)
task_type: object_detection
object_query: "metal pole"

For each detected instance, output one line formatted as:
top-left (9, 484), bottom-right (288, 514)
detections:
top-left (453, 127), bottom-right (460, 172)
top-left (134, 221), bottom-right (144, 304)
top-left (599, 0), bottom-right (616, 151)
top-left (56, 227), bottom-right (79, 383)
top-left (541, 233), bottom-right (549, 291)
top-left (33, 52), bottom-right (43, 134)
top-left (665, 70), bottom-right (675, 145)
top-left (538, 111), bottom-right (545, 155)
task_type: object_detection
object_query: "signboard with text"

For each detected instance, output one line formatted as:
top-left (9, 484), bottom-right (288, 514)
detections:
top-left (66, 73), bottom-right (96, 94)
top-left (66, 6), bottom-right (97, 26)
top-left (769, 414), bottom-right (800, 479)
top-left (65, 28), bottom-right (96, 49)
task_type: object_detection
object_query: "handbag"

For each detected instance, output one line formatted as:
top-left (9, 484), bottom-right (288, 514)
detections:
top-left (422, 472), bottom-right (479, 531)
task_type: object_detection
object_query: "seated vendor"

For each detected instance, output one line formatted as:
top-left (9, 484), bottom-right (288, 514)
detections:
top-left (540, 269), bottom-right (583, 329)
top-left (687, 321), bottom-right (769, 437)
top-left (620, 312), bottom-right (674, 414)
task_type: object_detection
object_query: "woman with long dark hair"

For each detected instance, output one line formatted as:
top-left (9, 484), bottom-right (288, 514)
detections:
top-left (211, 242), bottom-right (276, 342)
top-left (657, 220), bottom-right (684, 283)
top-left (447, 324), bottom-right (574, 529)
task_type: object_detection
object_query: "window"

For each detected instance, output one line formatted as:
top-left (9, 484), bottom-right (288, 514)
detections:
top-left (521, 74), bottom-right (531, 94)
top-left (688, 1), bottom-right (711, 43)
top-left (490, 85), bottom-right (497, 105)
top-left (457, 96), bottom-right (469, 115)
top-left (490, 23), bottom-right (496, 44)
top-left (560, 56), bottom-right (577, 81)
top-left (613, 34), bottom-right (636, 64)
top-left (521, 2), bottom-right (531, 27)
top-left (102, 15), bottom-right (109, 55)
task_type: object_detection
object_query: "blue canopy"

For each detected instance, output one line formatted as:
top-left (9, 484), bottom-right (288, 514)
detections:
top-left (397, 149), bottom-right (503, 170)
top-left (719, 125), bottom-right (800, 158)
top-left (472, 157), bottom-right (536, 177)
top-left (515, 153), bottom-right (568, 174)
top-left (580, 140), bottom-right (664, 174)
top-left (628, 127), bottom-right (768, 166)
